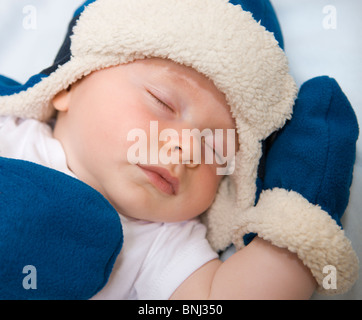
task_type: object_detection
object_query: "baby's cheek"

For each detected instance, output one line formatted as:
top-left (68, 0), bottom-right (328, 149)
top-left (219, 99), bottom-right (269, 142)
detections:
top-left (197, 169), bottom-right (222, 205)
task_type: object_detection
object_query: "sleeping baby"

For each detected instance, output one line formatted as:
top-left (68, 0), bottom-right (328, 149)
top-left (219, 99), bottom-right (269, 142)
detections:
top-left (0, 0), bottom-right (358, 299)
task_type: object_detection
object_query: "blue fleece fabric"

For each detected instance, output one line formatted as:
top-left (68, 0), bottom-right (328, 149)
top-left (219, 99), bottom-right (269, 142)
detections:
top-left (263, 76), bottom-right (359, 227)
top-left (0, 158), bottom-right (123, 300)
top-left (73, 0), bottom-right (97, 18)
top-left (243, 77), bottom-right (359, 246)
top-left (0, 74), bottom-right (47, 97)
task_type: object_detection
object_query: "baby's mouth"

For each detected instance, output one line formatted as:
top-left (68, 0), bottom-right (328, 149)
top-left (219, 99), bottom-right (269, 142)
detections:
top-left (137, 164), bottom-right (179, 196)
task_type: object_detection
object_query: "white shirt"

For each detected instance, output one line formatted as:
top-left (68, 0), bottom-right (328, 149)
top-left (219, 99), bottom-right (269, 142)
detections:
top-left (0, 116), bottom-right (218, 299)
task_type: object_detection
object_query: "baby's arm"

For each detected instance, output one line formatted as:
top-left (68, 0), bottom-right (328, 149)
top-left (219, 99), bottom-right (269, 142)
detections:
top-left (170, 237), bottom-right (316, 300)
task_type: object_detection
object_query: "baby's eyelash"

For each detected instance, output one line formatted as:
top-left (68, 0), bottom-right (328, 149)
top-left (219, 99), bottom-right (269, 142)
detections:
top-left (148, 91), bottom-right (175, 113)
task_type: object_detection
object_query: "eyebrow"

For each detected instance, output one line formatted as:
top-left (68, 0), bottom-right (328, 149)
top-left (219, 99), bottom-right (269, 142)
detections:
top-left (156, 66), bottom-right (195, 92)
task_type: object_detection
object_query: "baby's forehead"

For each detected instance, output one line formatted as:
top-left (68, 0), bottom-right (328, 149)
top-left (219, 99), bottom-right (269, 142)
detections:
top-left (132, 58), bottom-right (214, 88)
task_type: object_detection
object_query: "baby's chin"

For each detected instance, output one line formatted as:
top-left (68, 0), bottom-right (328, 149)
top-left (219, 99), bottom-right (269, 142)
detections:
top-left (117, 207), bottom-right (202, 224)
top-left (103, 181), bottom-right (207, 223)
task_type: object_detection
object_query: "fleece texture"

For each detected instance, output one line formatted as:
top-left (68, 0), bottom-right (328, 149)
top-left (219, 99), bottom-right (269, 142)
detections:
top-left (232, 77), bottom-right (359, 295)
top-left (263, 77), bottom-right (359, 227)
top-left (229, 0), bottom-right (284, 50)
top-left (0, 157), bottom-right (123, 300)
top-left (232, 188), bottom-right (359, 295)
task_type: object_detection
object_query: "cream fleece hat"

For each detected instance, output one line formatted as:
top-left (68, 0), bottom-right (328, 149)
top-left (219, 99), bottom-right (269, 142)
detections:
top-left (0, 0), bottom-right (357, 295)
top-left (0, 0), bottom-right (297, 245)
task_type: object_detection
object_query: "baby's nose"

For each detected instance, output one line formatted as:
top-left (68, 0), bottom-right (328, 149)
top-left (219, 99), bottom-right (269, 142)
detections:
top-left (178, 137), bottom-right (201, 169)
top-left (160, 136), bottom-right (201, 168)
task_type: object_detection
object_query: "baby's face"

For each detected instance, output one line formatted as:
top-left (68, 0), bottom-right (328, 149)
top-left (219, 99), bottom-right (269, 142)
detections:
top-left (53, 58), bottom-right (237, 222)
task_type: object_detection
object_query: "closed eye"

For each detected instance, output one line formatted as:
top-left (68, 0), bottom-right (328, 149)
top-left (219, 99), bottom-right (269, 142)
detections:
top-left (147, 90), bottom-right (175, 114)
